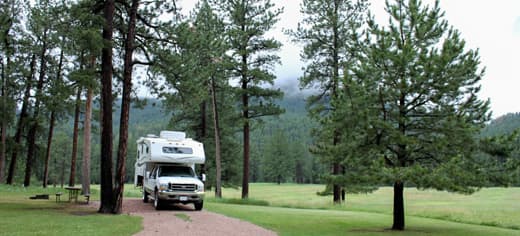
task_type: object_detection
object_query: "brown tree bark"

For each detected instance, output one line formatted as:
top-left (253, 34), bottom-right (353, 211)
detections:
top-left (99, 0), bottom-right (115, 214)
top-left (113, 0), bottom-right (139, 214)
top-left (0, 64), bottom-right (6, 183)
top-left (332, 162), bottom-right (341, 203)
top-left (0, 15), bottom-right (15, 184)
top-left (81, 83), bottom-right (93, 195)
top-left (23, 110), bottom-right (39, 187)
top-left (60, 159), bottom-right (65, 188)
top-left (24, 28), bottom-right (49, 186)
top-left (81, 55), bottom-right (95, 195)
top-left (392, 181), bottom-right (405, 230)
top-left (331, 0), bottom-right (341, 204)
top-left (43, 48), bottom-right (64, 188)
top-left (69, 87), bottom-right (81, 187)
top-left (43, 111), bottom-right (55, 188)
top-left (7, 54), bottom-right (35, 184)
top-left (210, 76), bottom-right (222, 198)
top-left (241, 57), bottom-right (249, 199)
top-left (199, 101), bottom-right (207, 140)
top-left (0, 109), bottom-right (5, 184)
top-left (197, 101), bottom-right (207, 179)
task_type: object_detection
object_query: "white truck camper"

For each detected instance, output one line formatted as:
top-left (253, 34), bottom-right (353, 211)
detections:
top-left (134, 131), bottom-right (206, 210)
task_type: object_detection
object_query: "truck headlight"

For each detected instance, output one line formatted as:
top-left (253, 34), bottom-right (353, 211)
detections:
top-left (197, 184), bottom-right (204, 192)
top-left (159, 183), bottom-right (168, 191)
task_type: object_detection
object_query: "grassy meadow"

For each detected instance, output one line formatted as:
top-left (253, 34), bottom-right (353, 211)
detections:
top-left (0, 185), bottom-right (141, 236)
top-left (1, 183), bottom-right (519, 235)
top-left (202, 184), bottom-right (520, 230)
top-left (206, 203), bottom-right (520, 236)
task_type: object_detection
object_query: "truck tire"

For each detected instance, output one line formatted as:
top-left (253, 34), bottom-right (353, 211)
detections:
top-left (194, 201), bottom-right (203, 211)
top-left (142, 189), bottom-right (149, 203)
top-left (154, 191), bottom-right (162, 210)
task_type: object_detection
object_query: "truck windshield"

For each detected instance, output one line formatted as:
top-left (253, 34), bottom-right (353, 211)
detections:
top-left (159, 166), bottom-right (194, 177)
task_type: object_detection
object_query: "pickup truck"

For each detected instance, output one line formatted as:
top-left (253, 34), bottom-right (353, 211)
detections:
top-left (142, 163), bottom-right (205, 210)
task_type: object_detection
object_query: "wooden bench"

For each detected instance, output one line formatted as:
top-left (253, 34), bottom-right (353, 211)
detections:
top-left (84, 194), bottom-right (90, 204)
top-left (29, 194), bottom-right (49, 200)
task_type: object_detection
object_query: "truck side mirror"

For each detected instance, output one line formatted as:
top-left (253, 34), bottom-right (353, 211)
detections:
top-left (201, 173), bottom-right (206, 182)
top-left (146, 171), bottom-right (151, 179)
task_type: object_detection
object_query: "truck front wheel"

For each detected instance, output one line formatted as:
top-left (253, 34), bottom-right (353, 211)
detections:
top-left (154, 191), bottom-right (162, 210)
top-left (142, 189), bottom-right (149, 203)
top-left (194, 201), bottom-right (203, 211)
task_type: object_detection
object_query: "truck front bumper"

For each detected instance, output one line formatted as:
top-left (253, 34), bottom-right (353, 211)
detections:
top-left (157, 191), bottom-right (205, 203)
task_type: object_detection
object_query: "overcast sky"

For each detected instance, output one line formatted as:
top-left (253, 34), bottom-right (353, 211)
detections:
top-left (178, 0), bottom-right (520, 118)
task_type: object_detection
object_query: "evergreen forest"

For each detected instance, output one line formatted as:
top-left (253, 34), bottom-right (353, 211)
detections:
top-left (1, 0), bottom-right (519, 229)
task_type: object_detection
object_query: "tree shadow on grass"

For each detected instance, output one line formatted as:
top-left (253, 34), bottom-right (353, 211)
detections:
top-left (349, 227), bottom-right (431, 234)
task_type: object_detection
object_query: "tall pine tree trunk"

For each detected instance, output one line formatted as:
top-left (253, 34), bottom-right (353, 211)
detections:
top-left (99, 0), bottom-right (115, 214)
top-left (24, 29), bottom-right (49, 187)
top-left (332, 162), bottom-right (340, 203)
top-left (113, 0), bottom-right (139, 214)
top-left (24, 91), bottom-right (43, 187)
top-left (0, 111), bottom-right (5, 184)
top-left (43, 111), bottom-right (55, 188)
top-left (43, 48), bottom-right (63, 188)
top-left (331, 0), bottom-right (342, 204)
top-left (198, 102), bottom-right (207, 140)
top-left (60, 159), bottom-right (65, 188)
top-left (392, 180), bottom-right (405, 230)
top-left (24, 89), bottom-right (42, 187)
top-left (7, 54), bottom-right (35, 184)
top-left (81, 85), bottom-right (93, 195)
top-left (0, 15), bottom-right (14, 184)
top-left (69, 87), bottom-right (81, 186)
top-left (210, 76), bottom-right (222, 198)
top-left (241, 50), bottom-right (250, 199)
top-left (198, 101), bottom-right (207, 177)
top-left (0, 66), bottom-right (6, 183)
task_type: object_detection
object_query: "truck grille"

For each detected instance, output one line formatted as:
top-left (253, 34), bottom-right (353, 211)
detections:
top-left (169, 183), bottom-right (196, 192)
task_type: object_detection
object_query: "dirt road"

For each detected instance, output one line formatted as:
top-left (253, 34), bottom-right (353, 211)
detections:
top-left (87, 198), bottom-right (277, 236)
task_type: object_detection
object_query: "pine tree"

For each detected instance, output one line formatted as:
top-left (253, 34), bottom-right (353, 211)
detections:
top-left (42, 45), bottom-right (68, 188)
top-left (69, 86), bottom-right (81, 187)
top-left (344, 0), bottom-right (494, 230)
top-left (66, 0), bottom-right (104, 195)
top-left (6, 53), bottom-right (35, 185)
top-left (113, 0), bottom-right (139, 214)
top-left (107, 0), bottom-right (178, 213)
top-left (287, 0), bottom-right (368, 203)
top-left (24, 0), bottom-right (62, 186)
top-left (0, 0), bottom-right (24, 183)
top-left (190, 0), bottom-right (229, 198)
top-left (147, 1), bottom-right (242, 194)
top-left (262, 130), bottom-right (293, 184)
top-left (99, 0), bottom-right (115, 214)
top-left (215, 0), bottom-right (284, 199)
top-left (478, 131), bottom-right (520, 186)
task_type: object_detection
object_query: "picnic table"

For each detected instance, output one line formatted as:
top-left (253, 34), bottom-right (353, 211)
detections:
top-left (64, 186), bottom-right (81, 203)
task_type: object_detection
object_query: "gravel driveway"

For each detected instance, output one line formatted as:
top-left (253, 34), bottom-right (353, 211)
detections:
top-left (87, 198), bottom-right (276, 236)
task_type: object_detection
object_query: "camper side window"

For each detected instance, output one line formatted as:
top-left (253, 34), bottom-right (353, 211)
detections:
top-left (162, 146), bottom-right (193, 154)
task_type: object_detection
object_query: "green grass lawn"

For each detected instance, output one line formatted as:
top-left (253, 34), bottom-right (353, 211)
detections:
top-left (206, 203), bottom-right (520, 236)
top-left (2, 183), bottom-right (519, 236)
top-left (204, 183), bottom-right (520, 230)
top-left (0, 185), bottom-right (141, 236)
